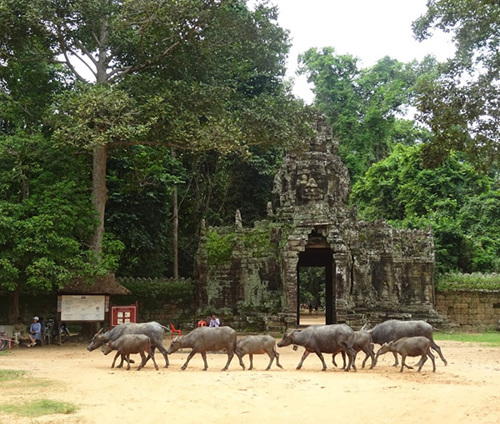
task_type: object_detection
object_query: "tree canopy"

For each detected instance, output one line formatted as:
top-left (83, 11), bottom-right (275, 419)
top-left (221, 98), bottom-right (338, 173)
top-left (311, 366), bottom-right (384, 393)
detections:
top-left (0, 0), bottom-right (314, 296)
top-left (413, 0), bottom-right (500, 170)
top-left (352, 144), bottom-right (500, 274)
top-left (0, 0), bottom-right (313, 263)
top-left (298, 47), bottom-right (435, 182)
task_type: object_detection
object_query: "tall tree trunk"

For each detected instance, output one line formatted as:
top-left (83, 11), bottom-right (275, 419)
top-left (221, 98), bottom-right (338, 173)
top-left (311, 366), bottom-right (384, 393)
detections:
top-left (172, 148), bottom-right (179, 278)
top-left (9, 290), bottom-right (20, 322)
top-left (90, 145), bottom-right (108, 256)
top-left (173, 184), bottom-right (179, 278)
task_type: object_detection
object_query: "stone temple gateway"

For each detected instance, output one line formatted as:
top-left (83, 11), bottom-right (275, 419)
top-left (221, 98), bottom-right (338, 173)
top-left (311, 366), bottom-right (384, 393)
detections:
top-left (195, 116), bottom-right (443, 329)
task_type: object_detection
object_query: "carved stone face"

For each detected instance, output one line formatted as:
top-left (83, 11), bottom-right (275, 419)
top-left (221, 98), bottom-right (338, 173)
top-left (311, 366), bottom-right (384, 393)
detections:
top-left (296, 172), bottom-right (326, 205)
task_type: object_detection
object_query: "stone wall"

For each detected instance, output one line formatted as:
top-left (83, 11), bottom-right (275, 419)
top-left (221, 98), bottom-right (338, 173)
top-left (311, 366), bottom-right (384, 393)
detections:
top-left (435, 290), bottom-right (500, 330)
top-left (196, 221), bottom-right (283, 314)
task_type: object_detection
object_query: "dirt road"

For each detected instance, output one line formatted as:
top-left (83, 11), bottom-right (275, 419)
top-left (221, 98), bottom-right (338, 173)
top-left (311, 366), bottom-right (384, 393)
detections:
top-left (1, 335), bottom-right (499, 424)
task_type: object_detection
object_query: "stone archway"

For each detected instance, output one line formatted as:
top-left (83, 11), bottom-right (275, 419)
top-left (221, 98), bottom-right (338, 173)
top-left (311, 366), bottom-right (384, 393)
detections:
top-left (297, 246), bottom-right (336, 326)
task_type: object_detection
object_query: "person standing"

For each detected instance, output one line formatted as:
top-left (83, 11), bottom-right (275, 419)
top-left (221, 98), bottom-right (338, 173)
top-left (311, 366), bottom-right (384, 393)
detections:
top-left (209, 314), bottom-right (220, 327)
top-left (27, 316), bottom-right (41, 347)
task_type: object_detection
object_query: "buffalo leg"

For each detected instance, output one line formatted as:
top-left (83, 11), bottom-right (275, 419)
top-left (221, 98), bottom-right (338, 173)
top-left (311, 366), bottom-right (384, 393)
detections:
top-left (117, 354), bottom-right (131, 368)
top-left (399, 355), bottom-right (414, 372)
top-left (363, 343), bottom-right (375, 369)
top-left (344, 346), bottom-right (357, 372)
top-left (142, 346), bottom-right (154, 366)
top-left (137, 351), bottom-right (147, 370)
top-left (201, 351), bottom-right (209, 371)
top-left (331, 349), bottom-right (344, 368)
top-left (150, 349), bottom-right (159, 370)
top-left (221, 351), bottom-right (234, 371)
top-left (143, 345), bottom-right (159, 370)
top-left (275, 351), bottom-right (283, 369)
top-left (296, 350), bottom-right (311, 370)
top-left (400, 355), bottom-right (407, 372)
top-left (111, 352), bottom-right (121, 368)
top-left (248, 354), bottom-right (254, 370)
top-left (416, 350), bottom-right (435, 372)
top-left (265, 353), bottom-right (274, 370)
top-left (428, 351), bottom-right (436, 372)
top-left (118, 355), bottom-right (134, 367)
top-left (392, 352), bottom-right (399, 367)
top-left (430, 340), bottom-right (447, 366)
top-left (149, 344), bottom-right (170, 368)
top-left (237, 353), bottom-right (246, 370)
top-left (181, 350), bottom-right (198, 370)
top-left (126, 354), bottom-right (132, 370)
top-left (362, 346), bottom-right (375, 369)
top-left (416, 354), bottom-right (427, 372)
top-left (314, 351), bottom-right (328, 371)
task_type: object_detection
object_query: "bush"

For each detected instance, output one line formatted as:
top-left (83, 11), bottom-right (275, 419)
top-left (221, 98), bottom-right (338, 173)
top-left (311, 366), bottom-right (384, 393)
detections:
top-left (436, 272), bottom-right (500, 291)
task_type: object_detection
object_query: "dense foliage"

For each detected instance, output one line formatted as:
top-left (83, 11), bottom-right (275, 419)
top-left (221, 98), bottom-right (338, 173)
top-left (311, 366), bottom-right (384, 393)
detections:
top-left (352, 144), bottom-right (500, 274)
top-left (1, 0), bottom-right (500, 307)
top-left (298, 47), bottom-right (435, 182)
top-left (436, 272), bottom-right (500, 291)
top-left (413, 0), bottom-right (500, 170)
top-left (0, 134), bottom-right (118, 293)
top-left (0, 0), bottom-right (313, 300)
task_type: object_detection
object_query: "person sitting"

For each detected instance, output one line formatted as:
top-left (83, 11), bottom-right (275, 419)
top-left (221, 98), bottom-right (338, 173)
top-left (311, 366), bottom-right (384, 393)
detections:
top-left (209, 314), bottom-right (220, 327)
top-left (27, 316), bottom-right (42, 347)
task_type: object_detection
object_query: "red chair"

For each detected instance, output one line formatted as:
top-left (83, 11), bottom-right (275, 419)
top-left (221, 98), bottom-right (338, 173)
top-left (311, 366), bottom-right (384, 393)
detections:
top-left (170, 323), bottom-right (182, 339)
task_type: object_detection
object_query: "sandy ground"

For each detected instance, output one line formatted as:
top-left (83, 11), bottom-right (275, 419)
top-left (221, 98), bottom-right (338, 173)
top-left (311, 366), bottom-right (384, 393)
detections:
top-left (1, 325), bottom-right (499, 424)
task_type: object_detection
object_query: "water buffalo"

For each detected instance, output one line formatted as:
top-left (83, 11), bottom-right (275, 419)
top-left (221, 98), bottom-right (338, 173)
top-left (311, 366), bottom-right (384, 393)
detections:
top-left (88, 321), bottom-right (170, 368)
top-left (375, 336), bottom-right (436, 373)
top-left (332, 330), bottom-right (375, 369)
top-left (167, 326), bottom-right (237, 371)
top-left (369, 319), bottom-right (447, 366)
top-left (277, 324), bottom-right (357, 371)
top-left (101, 334), bottom-right (159, 371)
top-left (236, 335), bottom-right (283, 370)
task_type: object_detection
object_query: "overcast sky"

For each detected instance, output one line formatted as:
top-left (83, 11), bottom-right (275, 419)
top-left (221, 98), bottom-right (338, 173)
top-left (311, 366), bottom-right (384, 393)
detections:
top-left (265, 0), bottom-right (455, 103)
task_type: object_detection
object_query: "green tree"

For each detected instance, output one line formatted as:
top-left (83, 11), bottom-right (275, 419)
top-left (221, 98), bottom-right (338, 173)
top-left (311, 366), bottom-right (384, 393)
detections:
top-left (1, 0), bottom-right (313, 259)
top-left (298, 47), bottom-right (434, 182)
top-left (413, 0), bottom-right (500, 170)
top-left (457, 191), bottom-right (500, 272)
top-left (351, 144), bottom-right (497, 273)
top-left (0, 134), bottom-right (121, 319)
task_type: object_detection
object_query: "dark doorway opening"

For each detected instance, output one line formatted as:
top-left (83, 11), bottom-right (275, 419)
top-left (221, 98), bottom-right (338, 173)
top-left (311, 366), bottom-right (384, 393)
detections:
top-left (297, 247), bottom-right (335, 325)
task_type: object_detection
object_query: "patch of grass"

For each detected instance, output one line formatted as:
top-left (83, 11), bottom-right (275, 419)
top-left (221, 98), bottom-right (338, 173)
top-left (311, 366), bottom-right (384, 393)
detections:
top-left (1, 399), bottom-right (77, 417)
top-left (435, 332), bottom-right (500, 346)
top-left (0, 369), bottom-right (26, 382)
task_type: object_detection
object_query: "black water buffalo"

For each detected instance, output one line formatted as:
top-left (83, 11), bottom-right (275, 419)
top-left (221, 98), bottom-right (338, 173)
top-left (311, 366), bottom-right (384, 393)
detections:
top-left (375, 336), bottom-right (436, 373)
top-left (369, 319), bottom-right (447, 366)
top-left (332, 330), bottom-right (375, 369)
top-left (101, 334), bottom-right (159, 371)
top-left (277, 324), bottom-right (357, 371)
top-left (236, 335), bottom-right (283, 370)
top-left (167, 326), bottom-right (237, 371)
top-left (88, 321), bottom-right (170, 368)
